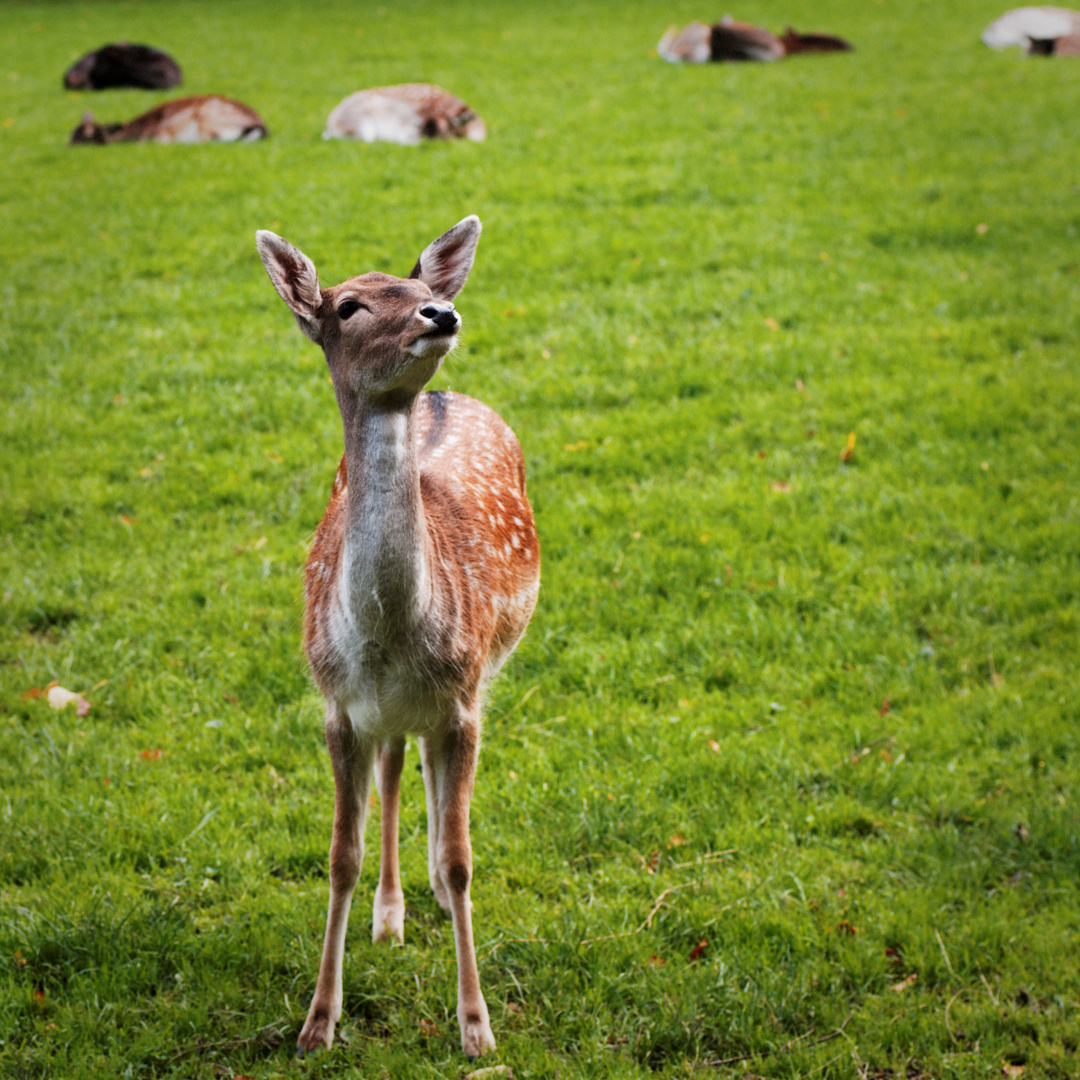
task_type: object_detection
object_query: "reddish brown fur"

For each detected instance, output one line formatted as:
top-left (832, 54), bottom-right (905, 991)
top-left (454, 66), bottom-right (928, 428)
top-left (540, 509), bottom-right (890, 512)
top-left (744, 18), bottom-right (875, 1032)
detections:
top-left (70, 95), bottom-right (266, 144)
top-left (257, 217), bottom-right (537, 1061)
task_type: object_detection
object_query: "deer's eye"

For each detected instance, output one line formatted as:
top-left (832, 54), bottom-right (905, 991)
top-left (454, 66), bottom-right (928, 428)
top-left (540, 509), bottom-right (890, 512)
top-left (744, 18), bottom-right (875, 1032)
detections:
top-left (337, 299), bottom-right (367, 320)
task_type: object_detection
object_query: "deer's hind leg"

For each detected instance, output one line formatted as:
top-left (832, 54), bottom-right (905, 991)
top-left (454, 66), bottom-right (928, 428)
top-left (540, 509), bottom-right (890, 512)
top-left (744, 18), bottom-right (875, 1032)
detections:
top-left (297, 706), bottom-right (374, 1055)
top-left (422, 713), bottom-right (495, 1058)
top-left (420, 734), bottom-right (451, 910)
top-left (372, 736), bottom-right (406, 943)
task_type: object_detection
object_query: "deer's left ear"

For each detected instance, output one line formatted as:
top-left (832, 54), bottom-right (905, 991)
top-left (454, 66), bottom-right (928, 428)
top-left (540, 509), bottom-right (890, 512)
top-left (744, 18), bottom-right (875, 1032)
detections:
top-left (408, 215), bottom-right (482, 300)
top-left (256, 230), bottom-right (323, 343)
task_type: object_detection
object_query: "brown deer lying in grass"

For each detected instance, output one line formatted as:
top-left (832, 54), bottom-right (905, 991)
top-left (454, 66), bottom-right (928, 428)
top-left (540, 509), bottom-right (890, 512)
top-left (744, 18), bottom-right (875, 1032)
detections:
top-left (659, 16), bottom-right (852, 63)
top-left (63, 42), bottom-right (182, 90)
top-left (70, 95), bottom-right (266, 144)
top-left (323, 84), bottom-right (486, 144)
top-left (982, 6), bottom-right (1080, 54)
top-left (255, 216), bottom-right (539, 1059)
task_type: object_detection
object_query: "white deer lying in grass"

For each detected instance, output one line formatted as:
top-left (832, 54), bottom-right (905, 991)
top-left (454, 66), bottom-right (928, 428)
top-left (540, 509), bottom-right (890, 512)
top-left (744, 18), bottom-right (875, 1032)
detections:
top-left (323, 84), bottom-right (486, 144)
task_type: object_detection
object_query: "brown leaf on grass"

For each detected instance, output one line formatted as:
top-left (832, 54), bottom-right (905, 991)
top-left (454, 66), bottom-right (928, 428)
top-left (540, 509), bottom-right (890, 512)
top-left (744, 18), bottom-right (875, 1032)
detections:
top-left (891, 972), bottom-right (918, 992)
top-left (764, 317), bottom-right (780, 331)
top-left (879, 698), bottom-right (891, 716)
top-left (707, 739), bottom-right (721, 753)
top-left (840, 432), bottom-right (856, 462)
top-left (418, 1018), bottom-right (439, 1038)
top-left (688, 938), bottom-right (708, 961)
top-left (884, 946), bottom-right (902, 966)
top-left (667, 834), bottom-right (687, 848)
top-left (47, 685), bottom-right (91, 716)
top-left (139, 749), bottom-right (162, 760)
top-left (643, 850), bottom-right (659, 875)
top-left (836, 921), bottom-right (858, 936)
top-left (770, 481), bottom-right (791, 493)
top-left (796, 378), bottom-right (806, 393)
top-left (1002, 1065), bottom-right (1024, 1078)
top-left (647, 955), bottom-right (665, 967)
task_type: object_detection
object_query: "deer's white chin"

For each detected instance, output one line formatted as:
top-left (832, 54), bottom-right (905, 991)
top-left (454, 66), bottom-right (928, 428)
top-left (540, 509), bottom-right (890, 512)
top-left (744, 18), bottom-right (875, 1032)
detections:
top-left (406, 332), bottom-right (457, 359)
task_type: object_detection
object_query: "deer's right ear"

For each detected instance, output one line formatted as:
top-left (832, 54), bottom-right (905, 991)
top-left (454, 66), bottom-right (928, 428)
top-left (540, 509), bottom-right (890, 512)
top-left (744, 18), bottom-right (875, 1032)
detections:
top-left (256, 230), bottom-right (323, 343)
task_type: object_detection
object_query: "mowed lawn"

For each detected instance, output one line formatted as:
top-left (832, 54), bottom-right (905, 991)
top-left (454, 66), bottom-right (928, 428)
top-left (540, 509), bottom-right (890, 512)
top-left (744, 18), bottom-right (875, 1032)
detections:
top-left (2, 0), bottom-right (1079, 1077)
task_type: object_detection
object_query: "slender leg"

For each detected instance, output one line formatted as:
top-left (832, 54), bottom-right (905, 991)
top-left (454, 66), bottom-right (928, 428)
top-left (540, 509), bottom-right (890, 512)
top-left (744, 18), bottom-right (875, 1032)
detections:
top-left (426, 714), bottom-right (496, 1058)
top-left (297, 708), bottom-right (374, 1055)
top-left (372, 736), bottom-right (406, 943)
top-left (420, 734), bottom-right (450, 910)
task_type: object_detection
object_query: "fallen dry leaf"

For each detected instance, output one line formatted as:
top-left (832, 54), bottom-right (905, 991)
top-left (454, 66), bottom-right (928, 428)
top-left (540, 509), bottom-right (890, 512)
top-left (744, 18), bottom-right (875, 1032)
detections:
top-left (1002, 1065), bottom-right (1024, 1078)
top-left (836, 921), bottom-right (858, 936)
top-left (891, 972), bottom-right (918, 992)
top-left (764, 317), bottom-right (780, 331)
top-left (139, 749), bottom-right (163, 761)
top-left (796, 378), bottom-right (806, 393)
top-left (647, 954), bottom-right (665, 967)
top-left (418, 1018), bottom-right (439, 1038)
top-left (667, 834), bottom-right (687, 848)
top-left (841, 432), bottom-right (857, 462)
top-left (879, 698), bottom-right (891, 716)
top-left (688, 938), bottom-right (708, 961)
top-left (47, 685), bottom-right (91, 717)
top-left (708, 739), bottom-right (721, 753)
top-left (770, 481), bottom-right (791, 493)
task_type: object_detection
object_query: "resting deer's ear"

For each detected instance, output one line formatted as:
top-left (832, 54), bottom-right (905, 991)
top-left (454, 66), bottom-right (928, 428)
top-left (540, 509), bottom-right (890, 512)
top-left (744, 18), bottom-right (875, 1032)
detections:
top-left (256, 230), bottom-right (323, 343)
top-left (408, 215), bottom-right (482, 301)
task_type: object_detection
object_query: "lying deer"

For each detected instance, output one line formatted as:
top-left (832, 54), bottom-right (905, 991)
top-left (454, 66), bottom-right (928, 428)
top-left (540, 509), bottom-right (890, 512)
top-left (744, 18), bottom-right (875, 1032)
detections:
top-left (323, 84), bottom-right (487, 144)
top-left (982, 6), bottom-right (1080, 54)
top-left (70, 95), bottom-right (266, 144)
top-left (63, 42), bottom-right (182, 90)
top-left (255, 217), bottom-right (539, 1058)
top-left (658, 16), bottom-right (852, 63)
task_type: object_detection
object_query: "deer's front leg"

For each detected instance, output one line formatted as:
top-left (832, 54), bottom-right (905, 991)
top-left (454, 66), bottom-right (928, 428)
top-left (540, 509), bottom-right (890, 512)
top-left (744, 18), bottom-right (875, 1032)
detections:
top-left (426, 717), bottom-right (495, 1058)
top-left (372, 736), bottom-right (406, 943)
top-left (297, 710), bottom-right (373, 1056)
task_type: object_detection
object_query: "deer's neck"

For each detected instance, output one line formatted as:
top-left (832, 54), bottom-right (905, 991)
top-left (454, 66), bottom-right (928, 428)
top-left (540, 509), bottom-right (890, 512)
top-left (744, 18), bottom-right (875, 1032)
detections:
top-left (338, 396), bottom-right (431, 634)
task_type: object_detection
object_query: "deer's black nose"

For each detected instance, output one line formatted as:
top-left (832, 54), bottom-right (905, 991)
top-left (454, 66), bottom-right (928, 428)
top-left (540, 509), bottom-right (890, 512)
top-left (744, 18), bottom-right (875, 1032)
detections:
top-left (421, 306), bottom-right (459, 333)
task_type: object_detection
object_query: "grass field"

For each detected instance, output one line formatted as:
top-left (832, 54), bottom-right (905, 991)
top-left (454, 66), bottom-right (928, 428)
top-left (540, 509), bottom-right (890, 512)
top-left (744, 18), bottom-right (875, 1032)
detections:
top-left (2, 0), bottom-right (1080, 1076)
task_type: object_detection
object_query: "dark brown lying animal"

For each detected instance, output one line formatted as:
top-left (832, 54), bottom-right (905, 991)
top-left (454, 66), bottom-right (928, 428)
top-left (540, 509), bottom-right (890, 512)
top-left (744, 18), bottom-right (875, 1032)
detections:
top-left (64, 42), bottom-right (182, 90)
top-left (70, 96), bottom-right (267, 145)
top-left (659, 17), bottom-right (852, 63)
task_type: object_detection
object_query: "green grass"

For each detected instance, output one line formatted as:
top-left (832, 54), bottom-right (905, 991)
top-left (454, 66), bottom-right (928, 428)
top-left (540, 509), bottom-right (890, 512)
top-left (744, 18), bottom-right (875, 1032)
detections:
top-left (2, 0), bottom-right (1079, 1076)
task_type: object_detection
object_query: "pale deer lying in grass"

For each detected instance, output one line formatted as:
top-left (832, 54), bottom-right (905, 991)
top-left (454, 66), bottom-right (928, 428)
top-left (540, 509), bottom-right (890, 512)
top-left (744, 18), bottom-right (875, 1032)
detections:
top-left (323, 84), bottom-right (486, 144)
top-left (982, 6), bottom-right (1080, 54)
top-left (70, 95), bottom-right (266, 144)
top-left (255, 217), bottom-right (539, 1059)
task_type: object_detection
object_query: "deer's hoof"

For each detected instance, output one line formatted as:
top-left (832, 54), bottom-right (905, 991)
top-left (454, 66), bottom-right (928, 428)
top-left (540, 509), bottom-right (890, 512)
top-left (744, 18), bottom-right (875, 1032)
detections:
top-left (297, 1009), bottom-right (336, 1057)
top-left (460, 1013), bottom-right (496, 1058)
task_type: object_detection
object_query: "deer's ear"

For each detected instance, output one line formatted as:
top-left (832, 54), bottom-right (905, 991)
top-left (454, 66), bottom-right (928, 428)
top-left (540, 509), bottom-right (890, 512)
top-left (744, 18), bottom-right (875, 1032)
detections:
top-left (408, 215), bottom-right (481, 300)
top-left (256, 230), bottom-right (323, 342)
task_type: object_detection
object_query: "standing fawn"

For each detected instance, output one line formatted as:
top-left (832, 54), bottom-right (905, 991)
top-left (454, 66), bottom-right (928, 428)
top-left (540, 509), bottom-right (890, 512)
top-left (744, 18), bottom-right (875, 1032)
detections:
top-left (255, 217), bottom-right (539, 1058)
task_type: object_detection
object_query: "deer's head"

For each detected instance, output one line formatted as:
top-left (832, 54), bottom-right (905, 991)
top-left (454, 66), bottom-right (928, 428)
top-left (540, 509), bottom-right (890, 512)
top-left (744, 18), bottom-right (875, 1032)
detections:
top-left (257, 217), bottom-right (481, 405)
top-left (69, 111), bottom-right (122, 144)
